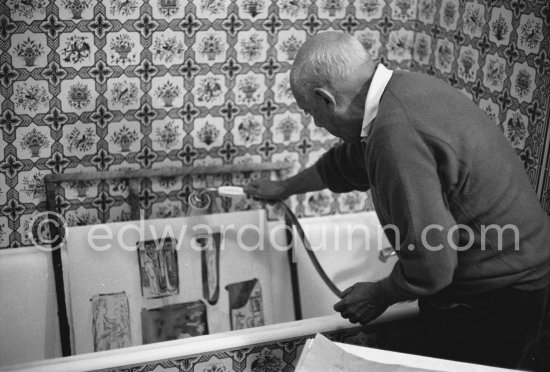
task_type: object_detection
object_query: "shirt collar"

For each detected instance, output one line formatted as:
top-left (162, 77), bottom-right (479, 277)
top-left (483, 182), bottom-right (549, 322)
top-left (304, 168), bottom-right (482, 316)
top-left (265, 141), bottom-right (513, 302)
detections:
top-left (360, 64), bottom-right (393, 139)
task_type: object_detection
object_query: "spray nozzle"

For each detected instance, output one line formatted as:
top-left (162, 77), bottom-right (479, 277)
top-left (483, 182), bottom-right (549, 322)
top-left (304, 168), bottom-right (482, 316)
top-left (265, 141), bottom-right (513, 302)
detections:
top-left (206, 186), bottom-right (246, 199)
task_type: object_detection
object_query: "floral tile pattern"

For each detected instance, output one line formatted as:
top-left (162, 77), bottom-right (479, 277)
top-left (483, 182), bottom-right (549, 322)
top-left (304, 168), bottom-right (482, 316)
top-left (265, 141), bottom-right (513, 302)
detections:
top-left (94, 317), bottom-right (420, 372)
top-left (0, 0), bottom-right (549, 247)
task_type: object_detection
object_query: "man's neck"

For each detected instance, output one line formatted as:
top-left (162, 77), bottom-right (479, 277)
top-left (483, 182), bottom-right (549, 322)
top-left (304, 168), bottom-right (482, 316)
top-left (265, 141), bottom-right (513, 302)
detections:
top-left (337, 62), bottom-right (374, 108)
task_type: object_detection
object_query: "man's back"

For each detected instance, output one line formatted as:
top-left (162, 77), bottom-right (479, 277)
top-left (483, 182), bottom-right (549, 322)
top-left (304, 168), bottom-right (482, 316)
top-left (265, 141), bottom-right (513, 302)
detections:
top-left (369, 71), bottom-right (550, 296)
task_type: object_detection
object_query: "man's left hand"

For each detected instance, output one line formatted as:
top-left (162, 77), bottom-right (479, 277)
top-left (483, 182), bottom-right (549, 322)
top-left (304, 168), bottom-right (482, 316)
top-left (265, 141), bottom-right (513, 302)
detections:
top-left (333, 282), bottom-right (391, 325)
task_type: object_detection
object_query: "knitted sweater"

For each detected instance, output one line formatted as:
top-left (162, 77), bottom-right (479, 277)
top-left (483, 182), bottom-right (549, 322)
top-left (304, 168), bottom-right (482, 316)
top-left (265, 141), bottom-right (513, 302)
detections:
top-left (316, 71), bottom-right (550, 297)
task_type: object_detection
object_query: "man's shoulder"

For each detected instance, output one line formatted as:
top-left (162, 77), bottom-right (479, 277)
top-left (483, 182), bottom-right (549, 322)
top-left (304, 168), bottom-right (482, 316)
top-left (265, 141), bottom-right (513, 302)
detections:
top-left (388, 70), bottom-right (444, 88)
top-left (384, 70), bottom-right (455, 102)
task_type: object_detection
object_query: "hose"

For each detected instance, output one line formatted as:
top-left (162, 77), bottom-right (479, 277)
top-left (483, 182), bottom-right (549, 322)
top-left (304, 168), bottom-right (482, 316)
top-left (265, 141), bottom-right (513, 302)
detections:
top-left (211, 186), bottom-right (344, 299)
top-left (278, 201), bottom-right (344, 299)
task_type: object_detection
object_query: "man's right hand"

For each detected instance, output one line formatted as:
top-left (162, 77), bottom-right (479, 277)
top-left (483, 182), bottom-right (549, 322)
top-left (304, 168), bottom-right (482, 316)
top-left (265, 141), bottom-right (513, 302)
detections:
top-left (244, 179), bottom-right (289, 201)
top-left (243, 164), bottom-right (326, 202)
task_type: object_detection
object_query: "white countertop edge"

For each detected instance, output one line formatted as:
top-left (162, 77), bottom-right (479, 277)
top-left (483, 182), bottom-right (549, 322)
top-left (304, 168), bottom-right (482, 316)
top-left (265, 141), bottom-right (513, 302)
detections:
top-left (4, 302), bottom-right (418, 372)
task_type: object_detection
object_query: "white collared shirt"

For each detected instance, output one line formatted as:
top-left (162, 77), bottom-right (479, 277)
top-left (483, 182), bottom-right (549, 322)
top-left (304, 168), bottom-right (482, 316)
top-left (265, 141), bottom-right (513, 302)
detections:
top-left (360, 64), bottom-right (393, 140)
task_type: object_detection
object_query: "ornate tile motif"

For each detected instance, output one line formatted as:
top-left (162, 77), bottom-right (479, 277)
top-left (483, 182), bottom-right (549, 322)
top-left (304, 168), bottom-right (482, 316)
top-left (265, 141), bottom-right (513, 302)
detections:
top-left (93, 318), bottom-right (419, 372)
top-left (1, 1), bottom-right (549, 247)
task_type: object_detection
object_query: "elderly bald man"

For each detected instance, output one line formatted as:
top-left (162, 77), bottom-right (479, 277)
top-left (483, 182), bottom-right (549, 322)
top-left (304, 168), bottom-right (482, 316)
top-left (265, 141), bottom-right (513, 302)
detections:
top-left (245, 31), bottom-right (550, 369)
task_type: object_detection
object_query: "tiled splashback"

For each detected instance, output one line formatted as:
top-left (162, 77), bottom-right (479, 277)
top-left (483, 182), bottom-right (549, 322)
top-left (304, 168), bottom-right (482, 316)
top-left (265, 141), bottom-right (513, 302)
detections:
top-left (94, 318), bottom-right (420, 372)
top-left (0, 0), bottom-right (549, 248)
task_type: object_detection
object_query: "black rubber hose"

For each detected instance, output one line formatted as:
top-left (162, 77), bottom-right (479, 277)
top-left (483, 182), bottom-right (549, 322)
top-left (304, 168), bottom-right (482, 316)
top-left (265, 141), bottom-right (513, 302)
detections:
top-left (278, 202), bottom-right (344, 299)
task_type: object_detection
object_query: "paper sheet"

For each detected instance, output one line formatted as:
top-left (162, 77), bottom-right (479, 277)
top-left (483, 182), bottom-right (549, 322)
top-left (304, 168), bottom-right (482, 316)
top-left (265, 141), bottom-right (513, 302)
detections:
top-left (91, 292), bottom-right (131, 352)
top-left (296, 334), bottom-right (437, 372)
top-left (141, 300), bottom-right (208, 343)
top-left (65, 210), bottom-right (290, 354)
top-left (293, 212), bottom-right (398, 318)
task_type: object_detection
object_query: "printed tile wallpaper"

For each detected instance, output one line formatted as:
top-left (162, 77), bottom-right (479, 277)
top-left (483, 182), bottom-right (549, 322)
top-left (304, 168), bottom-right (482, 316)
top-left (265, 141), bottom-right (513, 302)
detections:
top-left (0, 0), bottom-right (549, 248)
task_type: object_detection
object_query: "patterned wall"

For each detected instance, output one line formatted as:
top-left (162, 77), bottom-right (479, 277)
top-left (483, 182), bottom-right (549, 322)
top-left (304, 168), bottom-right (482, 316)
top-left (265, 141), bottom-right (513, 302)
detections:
top-left (0, 0), bottom-right (549, 248)
top-left (96, 318), bottom-right (420, 372)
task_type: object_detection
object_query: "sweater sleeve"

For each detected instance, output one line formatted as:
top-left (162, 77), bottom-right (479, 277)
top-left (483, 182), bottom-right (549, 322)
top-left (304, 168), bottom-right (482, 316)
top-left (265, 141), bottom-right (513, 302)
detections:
top-left (368, 123), bottom-right (459, 297)
top-left (315, 142), bottom-right (370, 193)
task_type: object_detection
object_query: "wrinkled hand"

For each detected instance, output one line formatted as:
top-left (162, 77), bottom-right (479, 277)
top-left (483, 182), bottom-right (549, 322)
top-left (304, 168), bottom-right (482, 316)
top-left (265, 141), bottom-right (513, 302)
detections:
top-left (333, 282), bottom-right (391, 325)
top-left (244, 178), bottom-right (288, 201)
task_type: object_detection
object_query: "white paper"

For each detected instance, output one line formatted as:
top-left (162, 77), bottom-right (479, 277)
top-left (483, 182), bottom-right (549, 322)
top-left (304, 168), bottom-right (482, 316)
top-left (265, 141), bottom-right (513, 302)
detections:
top-left (296, 334), bottom-right (437, 372)
top-left (293, 212), bottom-right (397, 318)
top-left (65, 210), bottom-right (291, 354)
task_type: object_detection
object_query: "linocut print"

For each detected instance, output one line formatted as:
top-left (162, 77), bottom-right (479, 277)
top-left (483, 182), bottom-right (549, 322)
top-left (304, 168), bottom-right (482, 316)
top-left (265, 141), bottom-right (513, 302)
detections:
top-left (198, 232), bottom-right (221, 305)
top-left (226, 278), bottom-right (264, 331)
top-left (91, 292), bottom-right (132, 352)
top-left (137, 238), bottom-right (179, 298)
top-left (141, 300), bottom-right (208, 343)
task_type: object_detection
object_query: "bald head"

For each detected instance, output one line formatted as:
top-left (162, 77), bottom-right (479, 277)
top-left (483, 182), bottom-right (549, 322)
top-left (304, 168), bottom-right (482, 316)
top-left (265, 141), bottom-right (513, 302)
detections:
top-left (290, 32), bottom-right (375, 105)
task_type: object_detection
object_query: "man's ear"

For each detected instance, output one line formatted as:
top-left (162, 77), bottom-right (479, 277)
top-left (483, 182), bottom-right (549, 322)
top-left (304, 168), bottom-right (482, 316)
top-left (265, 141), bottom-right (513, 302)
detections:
top-left (314, 88), bottom-right (335, 107)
